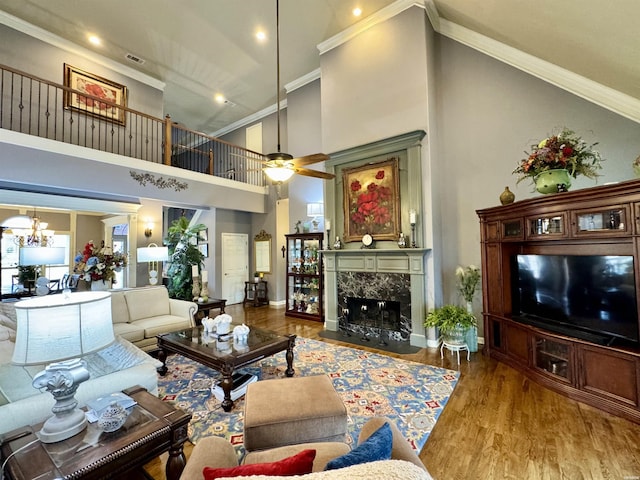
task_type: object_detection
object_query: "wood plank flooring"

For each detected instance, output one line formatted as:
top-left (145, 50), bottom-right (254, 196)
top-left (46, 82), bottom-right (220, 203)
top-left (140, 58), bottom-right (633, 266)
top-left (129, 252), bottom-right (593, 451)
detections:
top-left (144, 304), bottom-right (640, 479)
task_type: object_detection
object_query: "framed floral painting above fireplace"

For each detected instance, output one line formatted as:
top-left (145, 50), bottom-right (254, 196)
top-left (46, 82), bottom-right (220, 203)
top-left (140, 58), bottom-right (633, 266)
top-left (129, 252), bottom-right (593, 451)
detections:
top-left (342, 157), bottom-right (400, 242)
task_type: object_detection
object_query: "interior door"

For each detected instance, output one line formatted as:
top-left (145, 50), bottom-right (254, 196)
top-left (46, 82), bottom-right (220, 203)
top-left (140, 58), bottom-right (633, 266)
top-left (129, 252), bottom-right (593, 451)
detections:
top-left (221, 233), bottom-right (248, 304)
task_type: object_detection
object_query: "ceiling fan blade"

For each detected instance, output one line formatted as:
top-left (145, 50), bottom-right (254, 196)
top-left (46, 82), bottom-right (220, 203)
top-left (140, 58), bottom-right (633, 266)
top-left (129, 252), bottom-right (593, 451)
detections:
top-left (290, 153), bottom-right (330, 167)
top-left (293, 167), bottom-right (335, 180)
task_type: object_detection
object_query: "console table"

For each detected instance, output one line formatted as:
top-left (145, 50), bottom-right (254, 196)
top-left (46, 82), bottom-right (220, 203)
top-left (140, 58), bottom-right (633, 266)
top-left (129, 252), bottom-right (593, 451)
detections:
top-left (477, 179), bottom-right (640, 424)
top-left (0, 386), bottom-right (191, 480)
top-left (243, 280), bottom-right (268, 307)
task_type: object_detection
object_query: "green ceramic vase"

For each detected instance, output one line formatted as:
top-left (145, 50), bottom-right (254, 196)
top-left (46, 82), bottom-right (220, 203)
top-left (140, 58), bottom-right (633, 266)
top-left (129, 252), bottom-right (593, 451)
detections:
top-left (534, 169), bottom-right (571, 194)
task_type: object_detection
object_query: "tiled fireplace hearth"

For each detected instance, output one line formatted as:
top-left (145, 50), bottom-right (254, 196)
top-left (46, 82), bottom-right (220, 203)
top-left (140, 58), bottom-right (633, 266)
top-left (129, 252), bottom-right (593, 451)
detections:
top-left (323, 249), bottom-right (430, 348)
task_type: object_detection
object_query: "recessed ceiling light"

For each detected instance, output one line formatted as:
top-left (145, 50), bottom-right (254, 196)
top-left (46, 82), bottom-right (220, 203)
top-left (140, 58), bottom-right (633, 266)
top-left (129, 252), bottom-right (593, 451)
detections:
top-left (214, 94), bottom-right (226, 104)
top-left (352, 7), bottom-right (362, 17)
top-left (256, 30), bottom-right (267, 42)
top-left (88, 35), bottom-right (101, 46)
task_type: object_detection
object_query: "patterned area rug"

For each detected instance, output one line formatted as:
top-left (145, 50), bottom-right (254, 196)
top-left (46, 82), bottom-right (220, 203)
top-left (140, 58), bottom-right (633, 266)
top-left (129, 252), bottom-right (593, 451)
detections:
top-left (157, 337), bottom-right (459, 457)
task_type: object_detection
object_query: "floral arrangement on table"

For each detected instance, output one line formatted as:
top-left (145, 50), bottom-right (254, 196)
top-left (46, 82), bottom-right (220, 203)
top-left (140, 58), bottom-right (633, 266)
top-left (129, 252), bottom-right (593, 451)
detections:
top-left (633, 155), bottom-right (640, 177)
top-left (456, 265), bottom-right (481, 304)
top-left (74, 241), bottom-right (128, 284)
top-left (513, 128), bottom-right (603, 186)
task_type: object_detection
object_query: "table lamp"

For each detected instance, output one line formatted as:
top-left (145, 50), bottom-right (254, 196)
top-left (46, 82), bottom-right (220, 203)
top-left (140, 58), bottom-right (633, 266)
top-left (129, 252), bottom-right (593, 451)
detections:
top-left (137, 243), bottom-right (169, 285)
top-left (12, 291), bottom-right (115, 443)
top-left (19, 246), bottom-right (66, 295)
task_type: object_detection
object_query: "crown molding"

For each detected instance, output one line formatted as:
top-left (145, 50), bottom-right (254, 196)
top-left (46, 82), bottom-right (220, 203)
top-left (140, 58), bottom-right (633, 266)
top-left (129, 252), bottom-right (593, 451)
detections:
top-left (0, 10), bottom-right (166, 91)
top-left (318, 0), bottom-right (424, 55)
top-left (211, 99), bottom-right (287, 138)
top-left (436, 17), bottom-right (640, 124)
top-left (285, 68), bottom-right (320, 94)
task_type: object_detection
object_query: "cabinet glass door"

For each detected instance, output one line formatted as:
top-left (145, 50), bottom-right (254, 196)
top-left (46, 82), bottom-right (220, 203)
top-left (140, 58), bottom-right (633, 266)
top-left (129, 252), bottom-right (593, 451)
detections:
top-left (533, 336), bottom-right (572, 382)
top-left (574, 207), bottom-right (628, 235)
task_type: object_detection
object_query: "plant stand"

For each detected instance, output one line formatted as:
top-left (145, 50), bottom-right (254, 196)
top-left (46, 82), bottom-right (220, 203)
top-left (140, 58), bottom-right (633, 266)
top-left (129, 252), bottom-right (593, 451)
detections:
top-left (441, 340), bottom-right (470, 365)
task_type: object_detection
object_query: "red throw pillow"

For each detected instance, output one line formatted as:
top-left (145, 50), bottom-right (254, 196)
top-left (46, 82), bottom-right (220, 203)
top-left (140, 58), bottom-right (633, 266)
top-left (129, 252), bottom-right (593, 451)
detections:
top-left (202, 449), bottom-right (316, 479)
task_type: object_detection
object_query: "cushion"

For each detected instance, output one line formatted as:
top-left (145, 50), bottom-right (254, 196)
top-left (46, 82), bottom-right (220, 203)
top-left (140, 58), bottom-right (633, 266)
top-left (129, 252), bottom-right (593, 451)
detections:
top-left (110, 292), bottom-right (131, 324)
top-left (124, 287), bottom-right (171, 321)
top-left (219, 460), bottom-right (432, 480)
top-left (0, 313), bottom-right (16, 332)
top-left (202, 449), bottom-right (316, 479)
top-left (324, 422), bottom-right (392, 471)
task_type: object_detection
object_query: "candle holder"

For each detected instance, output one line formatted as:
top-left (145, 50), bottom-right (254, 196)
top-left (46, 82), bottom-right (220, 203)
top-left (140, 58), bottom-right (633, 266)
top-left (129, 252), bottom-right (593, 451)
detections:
top-left (192, 275), bottom-right (201, 300)
top-left (200, 280), bottom-right (209, 299)
top-left (326, 228), bottom-right (332, 250)
top-left (409, 209), bottom-right (417, 248)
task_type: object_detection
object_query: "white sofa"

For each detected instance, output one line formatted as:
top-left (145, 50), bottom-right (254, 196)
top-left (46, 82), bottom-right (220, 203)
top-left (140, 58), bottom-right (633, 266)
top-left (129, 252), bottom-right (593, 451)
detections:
top-left (110, 286), bottom-right (198, 352)
top-left (0, 315), bottom-right (160, 436)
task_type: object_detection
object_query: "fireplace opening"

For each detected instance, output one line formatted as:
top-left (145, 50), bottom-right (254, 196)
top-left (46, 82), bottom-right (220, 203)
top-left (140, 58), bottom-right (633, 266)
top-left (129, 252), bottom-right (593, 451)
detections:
top-left (344, 297), bottom-right (401, 333)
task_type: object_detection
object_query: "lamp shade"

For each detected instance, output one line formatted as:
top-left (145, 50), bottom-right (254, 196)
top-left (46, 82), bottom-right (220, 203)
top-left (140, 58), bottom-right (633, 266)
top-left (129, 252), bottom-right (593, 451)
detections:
top-left (263, 166), bottom-right (294, 182)
top-left (12, 292), bottom-right (114, 366)
top-left (137, 244), bottom-right (169, 262)
top-left (19, 246), bottom-right (66, 266)
top-left (307, 203), bottom-right (324, 217)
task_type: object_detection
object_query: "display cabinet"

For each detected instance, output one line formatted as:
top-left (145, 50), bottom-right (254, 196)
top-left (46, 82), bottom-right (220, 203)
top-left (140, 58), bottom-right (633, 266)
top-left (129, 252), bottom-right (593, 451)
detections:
top-left (285, 233), bottom-right (323, 321)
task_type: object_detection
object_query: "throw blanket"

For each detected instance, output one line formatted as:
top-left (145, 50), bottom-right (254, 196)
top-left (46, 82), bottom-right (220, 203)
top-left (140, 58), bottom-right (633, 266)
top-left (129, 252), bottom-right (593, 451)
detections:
top-left (224, 460), bottom-right (432, 480)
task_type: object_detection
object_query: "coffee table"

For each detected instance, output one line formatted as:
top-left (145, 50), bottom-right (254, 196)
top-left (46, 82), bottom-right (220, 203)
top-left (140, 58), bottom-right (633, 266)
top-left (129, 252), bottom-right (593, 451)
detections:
top-left (157, 326), bottom-right (295, 412)
top-left (0, 385), bottom-right (191, 480)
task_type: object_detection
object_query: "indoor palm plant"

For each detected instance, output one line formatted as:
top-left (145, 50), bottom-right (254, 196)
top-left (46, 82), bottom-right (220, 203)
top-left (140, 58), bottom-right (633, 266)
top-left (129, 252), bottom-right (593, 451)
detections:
top-left (513, 128), bottom-right (603, 193)
top-left (424, 304), bottom-right (477, 345)
top-left (164, 216), bottom-right (206, 300)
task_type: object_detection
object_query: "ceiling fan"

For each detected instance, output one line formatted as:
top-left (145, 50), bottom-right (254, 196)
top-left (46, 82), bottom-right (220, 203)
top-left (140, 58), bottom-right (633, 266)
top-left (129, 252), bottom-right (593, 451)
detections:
top-left (258, 0), bottom-right (334, 183)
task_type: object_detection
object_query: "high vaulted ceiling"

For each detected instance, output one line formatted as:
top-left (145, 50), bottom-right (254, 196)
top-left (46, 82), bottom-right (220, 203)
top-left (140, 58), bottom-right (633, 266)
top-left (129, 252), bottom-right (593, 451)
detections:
top-left (1, 0), bottom-right (639, 137)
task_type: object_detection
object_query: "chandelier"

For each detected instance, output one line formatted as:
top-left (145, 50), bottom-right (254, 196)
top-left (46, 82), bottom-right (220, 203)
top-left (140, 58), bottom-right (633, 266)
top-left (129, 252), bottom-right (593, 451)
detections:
top-left (1, 211), bottom-right (55, 247)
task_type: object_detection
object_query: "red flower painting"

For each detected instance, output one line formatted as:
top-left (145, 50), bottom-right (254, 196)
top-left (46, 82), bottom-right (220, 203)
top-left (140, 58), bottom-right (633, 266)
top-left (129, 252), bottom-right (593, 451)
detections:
top-left (342, 158), bottom-right (400, 242)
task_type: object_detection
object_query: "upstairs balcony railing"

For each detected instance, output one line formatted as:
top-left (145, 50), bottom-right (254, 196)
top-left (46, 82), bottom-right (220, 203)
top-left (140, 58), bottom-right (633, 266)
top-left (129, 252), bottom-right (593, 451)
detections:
top-left (0, 64), bottom-right (266, 187)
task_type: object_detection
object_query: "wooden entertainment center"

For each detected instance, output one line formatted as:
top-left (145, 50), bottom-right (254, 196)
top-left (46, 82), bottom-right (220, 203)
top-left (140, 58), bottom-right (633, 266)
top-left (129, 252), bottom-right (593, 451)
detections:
top-left (477, 179), bottom-right (640, 424)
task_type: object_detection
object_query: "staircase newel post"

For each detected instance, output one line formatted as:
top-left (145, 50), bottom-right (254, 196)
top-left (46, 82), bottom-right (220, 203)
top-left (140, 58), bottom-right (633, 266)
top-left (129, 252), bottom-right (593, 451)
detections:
top-left (164, 114), bottom-right (172, 166)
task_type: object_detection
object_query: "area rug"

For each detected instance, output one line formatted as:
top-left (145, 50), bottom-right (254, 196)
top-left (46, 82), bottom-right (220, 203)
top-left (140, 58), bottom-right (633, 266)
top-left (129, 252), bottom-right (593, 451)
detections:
top-left (157, 337), bottom-right (459, 458)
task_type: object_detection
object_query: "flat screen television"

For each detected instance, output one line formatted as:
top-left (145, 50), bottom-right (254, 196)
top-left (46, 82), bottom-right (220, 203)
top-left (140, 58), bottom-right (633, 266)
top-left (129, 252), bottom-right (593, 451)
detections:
top-left (511, 254), bottom-right (639, 347)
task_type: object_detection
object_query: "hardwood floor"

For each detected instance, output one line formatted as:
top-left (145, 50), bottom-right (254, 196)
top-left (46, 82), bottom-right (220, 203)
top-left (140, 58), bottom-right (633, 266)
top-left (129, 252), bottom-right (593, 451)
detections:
top-left (144, 304), bottom-right (640, 479)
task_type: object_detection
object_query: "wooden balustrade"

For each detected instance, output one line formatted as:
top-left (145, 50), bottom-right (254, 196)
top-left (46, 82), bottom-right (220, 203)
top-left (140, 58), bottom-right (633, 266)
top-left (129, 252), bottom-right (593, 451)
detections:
top-left (0, 63), bottom-right (266, 187)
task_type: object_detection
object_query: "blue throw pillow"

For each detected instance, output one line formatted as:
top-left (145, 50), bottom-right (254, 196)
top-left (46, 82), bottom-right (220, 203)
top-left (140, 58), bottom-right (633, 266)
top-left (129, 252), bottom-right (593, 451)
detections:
top-left (324, 422), bottom-right (392, 471)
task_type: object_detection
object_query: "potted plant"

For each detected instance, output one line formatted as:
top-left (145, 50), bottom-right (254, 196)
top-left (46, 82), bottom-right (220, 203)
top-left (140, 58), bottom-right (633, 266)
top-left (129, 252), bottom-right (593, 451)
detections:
top-left (456, 264), bottom-right (481, 352)
top-left (424, 305), bottom-right (477, 345)
top-left (164, 216), bottom-right (206, 300)
top-left (513, 128), bottom-right (603, 193)
top-left (17, 265), bottom-right (39, 290)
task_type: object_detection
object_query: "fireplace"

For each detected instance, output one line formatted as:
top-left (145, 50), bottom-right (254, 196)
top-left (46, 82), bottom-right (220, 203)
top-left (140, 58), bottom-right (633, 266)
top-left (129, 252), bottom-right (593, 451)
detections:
top-left (323, 248), bottom-right (431, 348)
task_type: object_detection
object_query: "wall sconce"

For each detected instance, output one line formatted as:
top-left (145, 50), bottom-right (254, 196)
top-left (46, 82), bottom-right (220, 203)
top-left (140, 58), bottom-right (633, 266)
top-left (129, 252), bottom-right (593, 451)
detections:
top-left (144, 221), bottom-right (154, 238)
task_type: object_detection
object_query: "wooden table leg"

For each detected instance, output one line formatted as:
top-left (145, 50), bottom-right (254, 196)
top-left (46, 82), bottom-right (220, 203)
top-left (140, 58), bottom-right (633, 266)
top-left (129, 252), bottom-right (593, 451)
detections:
top-left (157, 348), bottom-right (168, 376)
top-left (220, 364), bottom-right (234, 412)
top-left (165, 420), bottom-right (190, 480)
top-left (285, 335), bottom-right (296, 377)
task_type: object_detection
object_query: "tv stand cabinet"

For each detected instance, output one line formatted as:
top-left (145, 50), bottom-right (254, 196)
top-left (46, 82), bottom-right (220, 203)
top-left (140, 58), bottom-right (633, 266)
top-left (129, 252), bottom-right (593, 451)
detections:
top-left (477, 179), bottom-right (640, 424)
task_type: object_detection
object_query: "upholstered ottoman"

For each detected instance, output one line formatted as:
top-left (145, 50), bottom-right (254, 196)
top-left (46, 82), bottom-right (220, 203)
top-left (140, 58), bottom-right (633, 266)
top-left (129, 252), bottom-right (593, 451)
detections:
top-left (243, 375), bottom-right (347, 451)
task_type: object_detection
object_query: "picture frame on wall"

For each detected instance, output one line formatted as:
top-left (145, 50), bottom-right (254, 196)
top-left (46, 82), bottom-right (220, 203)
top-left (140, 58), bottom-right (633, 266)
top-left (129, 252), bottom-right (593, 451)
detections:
top-left (198, 244), bottom-right (208, 258)
top-left (63, 64), bottom-right (127, 125)
top-left (342, 157), bottom-right (401, 242)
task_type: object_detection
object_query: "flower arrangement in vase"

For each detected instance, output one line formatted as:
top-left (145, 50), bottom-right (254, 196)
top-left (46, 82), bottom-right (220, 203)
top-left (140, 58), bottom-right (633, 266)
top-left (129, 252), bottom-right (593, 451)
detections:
top-left (74, 241), bottom-right (128, 285)
top-left (456, 264), bottom-right (481, 352)
top-left (513, 128), bottom-right (603, 193)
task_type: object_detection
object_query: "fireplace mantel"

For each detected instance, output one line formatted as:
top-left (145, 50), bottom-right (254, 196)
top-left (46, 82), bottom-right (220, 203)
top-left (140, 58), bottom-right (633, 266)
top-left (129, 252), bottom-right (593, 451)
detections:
top-left (322, 248), bottom-right (431, 347)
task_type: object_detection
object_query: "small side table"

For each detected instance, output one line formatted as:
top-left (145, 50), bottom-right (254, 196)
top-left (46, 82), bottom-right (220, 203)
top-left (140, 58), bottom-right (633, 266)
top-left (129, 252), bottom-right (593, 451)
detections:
top-left (195, 298), bottom-right (227, 325)
top-left (243, 280), bottom-right (268, 307)
top-left (441, 340), bottom-right (470, 365)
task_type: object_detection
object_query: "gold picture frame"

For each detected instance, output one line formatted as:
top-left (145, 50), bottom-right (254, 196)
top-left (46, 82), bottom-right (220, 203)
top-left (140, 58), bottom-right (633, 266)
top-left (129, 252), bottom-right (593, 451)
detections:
top-left (63, 64), bottom-right (127, 125)
top-left (342, 157), bottom-right (400, 242)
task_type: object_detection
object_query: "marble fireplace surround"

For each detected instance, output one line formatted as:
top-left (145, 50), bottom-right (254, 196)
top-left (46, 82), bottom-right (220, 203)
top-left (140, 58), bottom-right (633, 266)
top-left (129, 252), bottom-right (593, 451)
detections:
top-left (323, 249), bottom-right (430, 348)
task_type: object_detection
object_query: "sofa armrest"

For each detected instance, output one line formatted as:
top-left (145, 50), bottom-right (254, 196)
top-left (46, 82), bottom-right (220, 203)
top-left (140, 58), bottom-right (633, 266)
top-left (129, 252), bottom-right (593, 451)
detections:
top-left (179, 436), bottom-right (238, 480)
top-left (357, 417), bottom-right (426, 471)
top-left (169, 299), bottom-right (198, 327)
